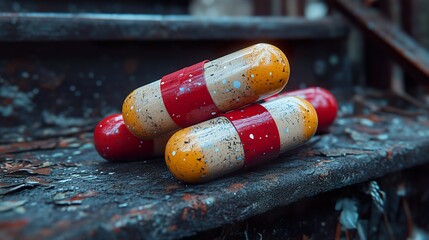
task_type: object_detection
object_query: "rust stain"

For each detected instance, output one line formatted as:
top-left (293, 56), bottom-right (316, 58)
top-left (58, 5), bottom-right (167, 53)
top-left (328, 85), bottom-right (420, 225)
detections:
top-left (0, 219), bottom-right (28, 229)
top-left (112, 226), bottom-right (122, 234)
top-left (123, 208), bottom-right (153, 223)
top-left (34, 220), bottom-right (72, 239)
top-left (37, 228), bottom-right (54, 239)
top-left (55, 191), bottom-right (97, 205)
top-left (227, 183), bottom-right (245, 193)
top-left (181, 193), bottom-right (196, 202)
top-left (25, 176), bottom-right (51, 185)
top-left (164, 183), bottom-right (182, 193)
top-left (386, 146), bottom-right (402, 161)
top-left (58, 139), bottom-right (70, 148)
top-left (55, 220), bottom-right (72, 229)
top-left (0, 139), bottom-right (58, 154)
top-left (126, 208), bottom-right (153, 219)
top-left (2, 98), bottom-right (13, 105)
top-left (386, 150), bottom-right (393, 161)
top-left (110, 214), bottom-right (122, 222)
top-left (7, 167), bottom-right (52, 176)
top-left (181, 194), bottom-right (208, 220)
top-left (2, 159), bottom-right (54, 176)
top-left (30, 167), bottom-right (52, 175)
top-left (109, 214), bottom-right (124, 233)
top-left (319, 170), bottom-right (331, 179)
top-left (181, 207), bottom-right (191, 220)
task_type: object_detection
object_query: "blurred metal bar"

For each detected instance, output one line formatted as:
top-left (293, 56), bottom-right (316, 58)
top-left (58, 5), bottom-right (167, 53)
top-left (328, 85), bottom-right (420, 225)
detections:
top-left (0, 13), bottom-right (347, 41)
top-left (333, 0), bottom-right (429, 83)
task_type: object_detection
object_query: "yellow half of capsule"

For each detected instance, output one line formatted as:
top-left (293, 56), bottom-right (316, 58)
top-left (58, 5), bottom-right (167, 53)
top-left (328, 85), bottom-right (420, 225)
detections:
top-left (295, 97), bottom-right (318, 139)
top-left (122, 88), bottom-right (144, 137)
top-left (245, 44), bottom-right (290, 98)
top-left (165, 128), bottom-right (208, 183)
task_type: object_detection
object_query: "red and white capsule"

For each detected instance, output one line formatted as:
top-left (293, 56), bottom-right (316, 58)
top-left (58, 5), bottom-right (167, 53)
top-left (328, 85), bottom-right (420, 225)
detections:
top-left (122, 43), bottom-right (290, 139)
top-left (165, 96), bottom-right (318, 183)
top-left (93, 113), bottom-right (171, 162)
top-left (265, 87), bottom-right (338, 131)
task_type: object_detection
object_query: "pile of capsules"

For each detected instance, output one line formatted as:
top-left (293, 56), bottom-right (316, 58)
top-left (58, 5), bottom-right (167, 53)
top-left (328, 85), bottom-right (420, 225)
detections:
top-left (93, 43), bottom-right (338, 184)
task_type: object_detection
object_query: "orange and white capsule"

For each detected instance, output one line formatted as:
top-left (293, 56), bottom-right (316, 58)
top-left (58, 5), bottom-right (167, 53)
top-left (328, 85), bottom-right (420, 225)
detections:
top-left (165, 96), bottom-right (318, 183)
top-left (123, 43), bottom-right (290, 139)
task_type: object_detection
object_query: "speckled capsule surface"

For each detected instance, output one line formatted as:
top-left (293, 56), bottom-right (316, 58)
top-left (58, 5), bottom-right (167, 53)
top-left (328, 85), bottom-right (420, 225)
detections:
top-left (265, 87), bottom-right (338, 131)
top-left (122, 43), bottom-right (290, 139)
top-left (93, 113), bottom-right (171, 162)
top-left (165, 96), bottom-right (318, 183)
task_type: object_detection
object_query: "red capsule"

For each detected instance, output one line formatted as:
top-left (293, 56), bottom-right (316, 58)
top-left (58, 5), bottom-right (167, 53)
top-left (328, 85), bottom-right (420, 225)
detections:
top-left (264, 87), bottom-right (338, 131)
top-left (93, 113), bottom-right (169, 162)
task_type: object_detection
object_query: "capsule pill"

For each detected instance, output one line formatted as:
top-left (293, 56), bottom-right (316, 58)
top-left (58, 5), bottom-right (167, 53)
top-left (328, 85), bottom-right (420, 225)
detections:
top-left (122, 43), bottom-right (290, 139)
top-left (165, 96), bottom-right (318, 183)
top-left (265, 87), bottom-right (338, 131)
top-left (93, 113), bottom-right (170, 162)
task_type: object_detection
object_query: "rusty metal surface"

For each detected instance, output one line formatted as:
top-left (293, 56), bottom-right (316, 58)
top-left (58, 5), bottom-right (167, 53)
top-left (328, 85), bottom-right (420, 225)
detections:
top-left (0, 13), bottom-right (348, 41)
top-left (332, 0), bottom-right (429, 83)
top-left (1, 110), bottom-right (429, 239)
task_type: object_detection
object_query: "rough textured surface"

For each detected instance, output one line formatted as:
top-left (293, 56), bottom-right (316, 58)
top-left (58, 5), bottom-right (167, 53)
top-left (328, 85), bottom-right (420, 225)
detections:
top-left (1, 111), bottom-right (429, 239)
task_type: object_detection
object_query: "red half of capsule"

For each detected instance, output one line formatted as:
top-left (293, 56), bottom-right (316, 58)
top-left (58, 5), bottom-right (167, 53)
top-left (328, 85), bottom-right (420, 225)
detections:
top-left (93, 113), bottom-right (156, 162)
top-left (223, 104), bottom-right (280, 167)
top-left (264, 87), bottom-right (338, 131)
top-left (161, 60), bottom-right (219, 127)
